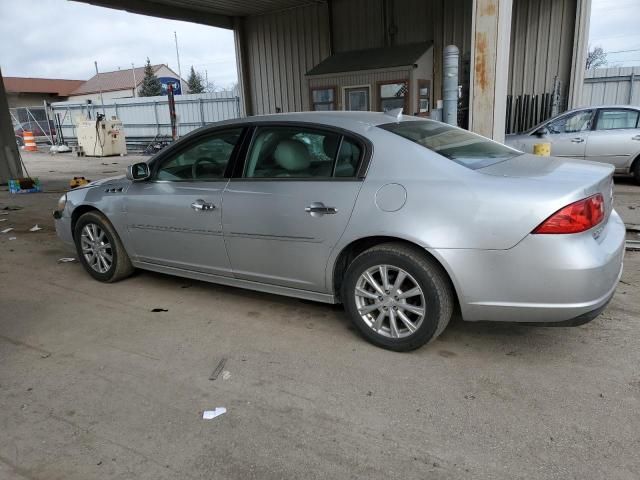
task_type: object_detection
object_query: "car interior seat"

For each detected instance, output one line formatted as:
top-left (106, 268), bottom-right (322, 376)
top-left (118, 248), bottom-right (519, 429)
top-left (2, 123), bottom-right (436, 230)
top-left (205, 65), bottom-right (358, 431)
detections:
top-left (273, 139), bottom-right (312, 176)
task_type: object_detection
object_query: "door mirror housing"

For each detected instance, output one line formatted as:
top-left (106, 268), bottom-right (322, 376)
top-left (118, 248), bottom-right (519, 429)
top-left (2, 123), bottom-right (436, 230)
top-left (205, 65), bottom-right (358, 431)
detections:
top-left (126, 162), bottom-right (151, 181)
top-left (534, 127), bottom-right (549, 137)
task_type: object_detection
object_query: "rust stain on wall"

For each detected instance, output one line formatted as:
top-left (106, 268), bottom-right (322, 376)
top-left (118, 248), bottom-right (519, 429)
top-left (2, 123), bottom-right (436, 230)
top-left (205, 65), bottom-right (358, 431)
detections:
top-left (481, 1), bottom-right (497, 17)
top-left (475, 32), bottom-right (488, 92)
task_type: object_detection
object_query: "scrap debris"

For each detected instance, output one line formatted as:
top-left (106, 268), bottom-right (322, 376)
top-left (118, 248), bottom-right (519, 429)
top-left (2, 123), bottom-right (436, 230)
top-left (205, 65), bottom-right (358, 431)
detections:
top-left (2, 227), bottom-right (14, 234)
top-left (209, 358), bottom-right (227, 381)
top-left (29, 224), bottom-right (42, 232)
top-left (202, 408), bottom-right (226, 420)
top-left (58, 257), bottom-right (77, 263)
top-left (151, 308), bottom-right (168, 312)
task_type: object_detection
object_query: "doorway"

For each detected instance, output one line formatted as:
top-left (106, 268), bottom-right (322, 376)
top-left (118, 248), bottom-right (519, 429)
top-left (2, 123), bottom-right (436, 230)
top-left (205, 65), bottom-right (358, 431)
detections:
top-left (344, 86), bottom-right (370, 111)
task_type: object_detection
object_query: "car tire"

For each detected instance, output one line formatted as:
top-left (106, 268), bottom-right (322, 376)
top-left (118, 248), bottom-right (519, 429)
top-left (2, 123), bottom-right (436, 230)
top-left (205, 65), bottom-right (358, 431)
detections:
top-left (341, 243), bottom-right (454, 351)
top-left (74, 211), bottom-right (134, 283)
top-left (633, 159), bottom-right (640, 185)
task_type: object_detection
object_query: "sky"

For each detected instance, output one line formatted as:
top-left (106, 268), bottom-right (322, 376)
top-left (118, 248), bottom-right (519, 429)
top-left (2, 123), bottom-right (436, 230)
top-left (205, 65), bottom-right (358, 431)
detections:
top-left (589, 0), bottom-right (640, 67)
top-left (0, 0), bottom-right (237, 87)
top-left (0, 0), bottom-right (639, 85)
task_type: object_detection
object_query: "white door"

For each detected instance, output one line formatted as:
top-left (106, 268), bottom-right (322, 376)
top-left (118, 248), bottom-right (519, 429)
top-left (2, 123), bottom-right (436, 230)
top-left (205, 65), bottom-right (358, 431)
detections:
top-left (586, 108), bottom-right (640, 172)
top-left (344, 86), bottom-right (370, 111)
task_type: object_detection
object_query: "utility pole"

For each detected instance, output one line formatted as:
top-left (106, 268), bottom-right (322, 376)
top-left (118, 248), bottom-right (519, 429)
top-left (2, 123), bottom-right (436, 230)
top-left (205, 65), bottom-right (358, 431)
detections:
top-left (94, 61), bottom-right (106, 114)
top-left (131, 62), bottom-right (137, 97)
top-left (174, 31), bottom-right (183, 94)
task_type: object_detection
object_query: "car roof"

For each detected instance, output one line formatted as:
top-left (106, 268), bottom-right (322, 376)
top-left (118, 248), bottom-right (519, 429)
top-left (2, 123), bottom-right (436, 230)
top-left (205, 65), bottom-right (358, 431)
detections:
top-left (208, 111), bottom-right (424, 133)
top-left (564, 104), bottom-right (640, 114)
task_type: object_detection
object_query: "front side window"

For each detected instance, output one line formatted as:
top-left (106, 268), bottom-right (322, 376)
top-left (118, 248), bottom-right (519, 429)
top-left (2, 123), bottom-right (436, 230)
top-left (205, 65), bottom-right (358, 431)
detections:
top-left (311, 88), bottom-right (335, 111)
top-left (546, 110), bottom-right (594, 134)
top-left (379, 120), bottom-right (521, 170)
top-left (156, 128), bottom-right (242, 181)
top-left (596, 109), bottom-right (639, 130)
top-left (244, 126), bottom-right (361, 179)
top-left (379, 81), bottom-right (408, 112)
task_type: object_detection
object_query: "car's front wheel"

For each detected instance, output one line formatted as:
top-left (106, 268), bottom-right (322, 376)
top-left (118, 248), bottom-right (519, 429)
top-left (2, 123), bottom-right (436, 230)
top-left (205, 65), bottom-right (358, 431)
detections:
top-left (633, 159), bottom-right (640, 185)
top-left (74, 211), bottom-right (134, 282)
top-left (342, 243), bottom-right (454, 351)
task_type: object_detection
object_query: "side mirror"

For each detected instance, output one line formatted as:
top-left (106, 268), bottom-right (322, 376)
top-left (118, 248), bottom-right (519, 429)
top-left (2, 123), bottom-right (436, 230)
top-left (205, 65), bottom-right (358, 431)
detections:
top-left (126, 162), bottom-right (151, 181)
top-left (534, 127), bottom-right (549, 137)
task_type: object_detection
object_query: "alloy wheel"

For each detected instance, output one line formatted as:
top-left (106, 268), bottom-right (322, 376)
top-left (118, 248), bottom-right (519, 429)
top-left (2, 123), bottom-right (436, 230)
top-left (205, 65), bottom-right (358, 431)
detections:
top-left (80, 223), bottom-right (113, 274)
top-left (354, 264), bottom-right (426, 339)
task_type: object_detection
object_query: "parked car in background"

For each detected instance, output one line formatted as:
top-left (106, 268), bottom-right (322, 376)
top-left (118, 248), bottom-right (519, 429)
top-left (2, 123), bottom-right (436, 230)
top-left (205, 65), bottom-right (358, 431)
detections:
top-left (54, 112), bottom-right (625, 351)
top-left (506, 105), bottom-right (640, 184)
top-left (14, 121), bottom-right (56, 146)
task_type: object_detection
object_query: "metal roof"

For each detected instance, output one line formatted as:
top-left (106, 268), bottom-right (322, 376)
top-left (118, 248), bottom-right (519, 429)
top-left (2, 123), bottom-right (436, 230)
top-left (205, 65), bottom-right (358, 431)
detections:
top-left (74, 0), bottom-right (326, 28)
top-left (306, 42), bottom-right (431, 76)
top-left (70, 64), bottom-right (176, 95)
top-left (3, 77), bottom-right (85, 96)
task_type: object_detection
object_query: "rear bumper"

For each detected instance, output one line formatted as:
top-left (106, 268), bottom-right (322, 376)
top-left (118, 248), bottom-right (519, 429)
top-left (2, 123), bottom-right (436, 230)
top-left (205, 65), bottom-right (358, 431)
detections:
top-left (431, 209), bottom-right (625, 323)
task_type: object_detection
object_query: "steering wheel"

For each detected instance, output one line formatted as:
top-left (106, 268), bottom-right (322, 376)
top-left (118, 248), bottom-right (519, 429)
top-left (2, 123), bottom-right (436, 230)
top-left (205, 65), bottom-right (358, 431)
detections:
top-left (192, 157), bottom-right (215, 179)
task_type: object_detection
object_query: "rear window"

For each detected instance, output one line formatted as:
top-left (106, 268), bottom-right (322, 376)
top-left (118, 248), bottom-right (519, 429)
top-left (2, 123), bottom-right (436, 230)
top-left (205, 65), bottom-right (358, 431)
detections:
top-left (379, 120), bottom-right (521, 169)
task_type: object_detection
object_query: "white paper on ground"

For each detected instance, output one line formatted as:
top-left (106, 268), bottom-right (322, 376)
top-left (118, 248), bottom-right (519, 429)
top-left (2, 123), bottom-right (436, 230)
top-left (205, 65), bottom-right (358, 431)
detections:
top-left (58, 257), bottom-right (77, 263)
top-left (202, 408), bottom-right (226, 420)
top-left (29, 224), bottom-right (42, 232)
top-left (0, 219), bottom-right (6, 222)
top-left (8, 237), bottom-right (16, 241)
top-left (2, 228), bottom-right (14, 234)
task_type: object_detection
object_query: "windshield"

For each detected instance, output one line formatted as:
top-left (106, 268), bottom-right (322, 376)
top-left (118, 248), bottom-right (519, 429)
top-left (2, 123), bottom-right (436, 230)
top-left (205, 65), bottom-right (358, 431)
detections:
top-left (379, 120), bottom-right (522, 169)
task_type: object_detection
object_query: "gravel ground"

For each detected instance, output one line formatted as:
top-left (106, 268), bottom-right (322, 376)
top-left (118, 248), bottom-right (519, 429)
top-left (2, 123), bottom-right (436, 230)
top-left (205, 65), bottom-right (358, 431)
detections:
top-left (0, 151), bottom-right (639, 480)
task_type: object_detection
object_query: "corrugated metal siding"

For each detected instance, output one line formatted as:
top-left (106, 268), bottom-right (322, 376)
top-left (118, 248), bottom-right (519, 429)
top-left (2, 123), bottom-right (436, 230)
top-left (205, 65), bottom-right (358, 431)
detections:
top-left (508, 0), bottom-right (576, 99)
top-left (331, 0), bottom-right (385, 53)
top-left (308, 68), bottom-right (411, 110)
top-left (244, 3), bottom-right (331, 114)
top-left (581, 67), bottom-right (640, 107)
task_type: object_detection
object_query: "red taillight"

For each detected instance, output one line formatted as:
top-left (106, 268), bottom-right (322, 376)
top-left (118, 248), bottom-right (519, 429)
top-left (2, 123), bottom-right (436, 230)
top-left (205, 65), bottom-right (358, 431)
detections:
top-left (532, 194), bottom-right (605, 234)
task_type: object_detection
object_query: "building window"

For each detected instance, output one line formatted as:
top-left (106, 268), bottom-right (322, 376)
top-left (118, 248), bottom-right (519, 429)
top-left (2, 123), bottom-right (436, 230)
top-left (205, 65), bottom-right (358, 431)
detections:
top-left (417, 79), bottom-right (430, 116)
top-left (310, 87), bottom-right (336, 111)
top-left (378, 81), bottom-right (408, 112)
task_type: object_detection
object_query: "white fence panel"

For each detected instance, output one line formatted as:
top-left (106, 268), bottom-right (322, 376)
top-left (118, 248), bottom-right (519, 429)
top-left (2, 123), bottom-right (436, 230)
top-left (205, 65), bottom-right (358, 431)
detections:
top-left (51, 91), bottom-right (241, 146)
top-left (581, 67), bottom-right (640, 107)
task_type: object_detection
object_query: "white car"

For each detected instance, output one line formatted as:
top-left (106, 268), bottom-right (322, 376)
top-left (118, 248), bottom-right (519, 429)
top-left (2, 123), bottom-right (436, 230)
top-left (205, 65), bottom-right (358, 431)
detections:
top-left (506, 105), bottom-right (640, 184)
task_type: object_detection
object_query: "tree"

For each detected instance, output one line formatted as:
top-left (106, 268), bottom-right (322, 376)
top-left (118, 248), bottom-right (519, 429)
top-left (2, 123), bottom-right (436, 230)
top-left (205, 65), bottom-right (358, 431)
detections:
top-left (186, 66), bottom-right (205, 94)
top-left (138, 58), bottom-right (163, 97)
top-left (586, 46), bottom-right (607, 70)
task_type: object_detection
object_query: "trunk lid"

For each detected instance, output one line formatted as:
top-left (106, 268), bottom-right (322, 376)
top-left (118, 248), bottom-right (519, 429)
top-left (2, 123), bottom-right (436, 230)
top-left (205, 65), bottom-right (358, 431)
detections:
top-left (478, 153), bottom-right (615, 220)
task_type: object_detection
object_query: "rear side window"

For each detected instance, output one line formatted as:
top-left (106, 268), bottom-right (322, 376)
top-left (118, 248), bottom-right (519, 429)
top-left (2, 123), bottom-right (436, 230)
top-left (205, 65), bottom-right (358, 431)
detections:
top-left (379, 120), bottom-right (521, 170)
top-left (244, 126), bottom-right (362, 178)
top-left (596, 109), bottom-right (639, 130)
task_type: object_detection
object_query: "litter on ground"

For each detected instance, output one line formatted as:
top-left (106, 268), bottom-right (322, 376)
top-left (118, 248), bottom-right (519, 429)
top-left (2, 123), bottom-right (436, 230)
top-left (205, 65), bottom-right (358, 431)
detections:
top-left (58, 257), bottom-right (77, 263)
top-left (2, 227), bottom-right (14, 234)
top-left (29, 225), bottom-right (42, 232)
top-left (8, 237), bottom-right (16, 241)
top-left (202, 408), bottom-right (226, 420)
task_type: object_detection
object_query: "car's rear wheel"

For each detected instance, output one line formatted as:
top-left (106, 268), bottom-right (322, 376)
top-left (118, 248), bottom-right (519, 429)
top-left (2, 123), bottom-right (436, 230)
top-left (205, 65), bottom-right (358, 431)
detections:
top-left (341, 243), bottom-right (454, 351)
top-left (74, 211), bottom-right (134, 282)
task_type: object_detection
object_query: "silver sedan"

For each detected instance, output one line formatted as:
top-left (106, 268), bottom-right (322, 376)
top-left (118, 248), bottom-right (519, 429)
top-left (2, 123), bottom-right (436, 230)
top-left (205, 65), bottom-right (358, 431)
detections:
top-left (506, 105), bottom-right (640, 184)
top-left (54, 112), bottom-right (625, 351)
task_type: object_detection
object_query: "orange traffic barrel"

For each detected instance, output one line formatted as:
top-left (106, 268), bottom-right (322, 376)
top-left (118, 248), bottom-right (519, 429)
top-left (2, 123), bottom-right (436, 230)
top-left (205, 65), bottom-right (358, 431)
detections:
top-left (23, 131), bottom-right (37, 151)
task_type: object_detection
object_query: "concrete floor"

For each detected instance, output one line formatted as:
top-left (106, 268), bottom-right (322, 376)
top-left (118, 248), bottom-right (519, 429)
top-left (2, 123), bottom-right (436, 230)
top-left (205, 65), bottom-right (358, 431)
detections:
top-left (1, 152), bottom-right (639, 479)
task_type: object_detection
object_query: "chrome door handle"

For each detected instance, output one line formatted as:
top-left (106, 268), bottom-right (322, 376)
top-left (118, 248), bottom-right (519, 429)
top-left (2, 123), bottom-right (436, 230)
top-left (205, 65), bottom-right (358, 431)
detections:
top-left (571, 137), bottom-right (585, 143)
top-left (305, 202), bottom-right (338, 215)
top-left (191, 199), bottom-right (216, 211)
top-left (632, 135), bottom-right (640, 141)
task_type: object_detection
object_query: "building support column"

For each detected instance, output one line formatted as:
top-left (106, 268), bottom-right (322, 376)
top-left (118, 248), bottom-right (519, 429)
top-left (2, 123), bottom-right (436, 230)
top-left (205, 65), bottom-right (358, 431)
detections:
top-left (0, 68), bottom-right (23, 183)
top-left (233, 16), bottom-right (253, 117)
top-left (568, 0), bottom-right (592, 109)
top-left (469, 0), bottom-right (513, 143)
